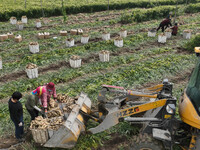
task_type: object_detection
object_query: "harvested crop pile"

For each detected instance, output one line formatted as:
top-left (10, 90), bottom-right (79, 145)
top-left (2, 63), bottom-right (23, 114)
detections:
top-left (165, 28), bottom-right (172, 32)
top-left (30, 94), bottom-right (78, 130)
top-left (47, 107), bottom-right (62, 118)
top-left (100, 50), bottom-right (109, 54)
top-left (70, 55), bottom-right (80, 60)
top-left (26, 63), bottom-right (37, 69)
top-left (184, 29), bottom-right (192, 33)
top-left (49, 98), bottom-right (58, 108)
top-left (48, 117), bottom-right (63, 130)
top-left (30, 116), bottom-right (49, 129)
top-left (29, 42), bottom-right (38, 45)
top-left (57, 93), bottom-right (75, 103)
top-left (57, 94), bottom-right (77, 113)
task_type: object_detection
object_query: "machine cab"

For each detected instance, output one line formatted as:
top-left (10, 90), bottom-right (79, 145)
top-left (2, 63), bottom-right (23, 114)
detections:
top-left (179, 47), bottom-right (200, 129)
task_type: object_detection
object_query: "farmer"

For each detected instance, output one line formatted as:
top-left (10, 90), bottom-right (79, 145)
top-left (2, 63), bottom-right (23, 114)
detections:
top-left (157, 18), bottom-right (172, 32)
top-left (25, 94), bottom-right (43, 121)
top-left (8, 92), bottom-right (24, 142)
top-left (171, 23), bottom-right (178, 36)
top-left (167, 11), bottom-right (173, 19)
top-left (31, 82), bottom-right (57, 114)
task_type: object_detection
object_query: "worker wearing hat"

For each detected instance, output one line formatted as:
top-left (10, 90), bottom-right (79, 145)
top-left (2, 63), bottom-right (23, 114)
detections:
top-left (26, 82), bottom-right (57, 119)
top-left (43, 82), bottom-right (57, 105)
top-left (25, 86), bottom-right (46, 120)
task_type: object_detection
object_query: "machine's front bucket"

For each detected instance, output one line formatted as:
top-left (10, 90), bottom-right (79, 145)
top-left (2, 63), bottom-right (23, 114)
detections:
top-left (44, 126), bottom-right (78, 148)
top-left (44, 92), bottom-right (92, 148)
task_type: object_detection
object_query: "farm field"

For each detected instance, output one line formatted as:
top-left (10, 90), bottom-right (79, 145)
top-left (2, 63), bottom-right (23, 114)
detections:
top-left (0, 2), bottom-right (200, 150)
top-left (0, 0), bottom-right (200, 21)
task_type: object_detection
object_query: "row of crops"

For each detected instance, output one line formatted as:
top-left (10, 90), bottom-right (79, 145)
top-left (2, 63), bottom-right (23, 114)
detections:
top-left (0, 11), bottom-right (199, 99)
top-left (0, 0), bottom-right (200, 20)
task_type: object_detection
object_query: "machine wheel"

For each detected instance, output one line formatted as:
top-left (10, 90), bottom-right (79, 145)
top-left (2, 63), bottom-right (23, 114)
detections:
top-left (129, 133), bottom-right (164, 150)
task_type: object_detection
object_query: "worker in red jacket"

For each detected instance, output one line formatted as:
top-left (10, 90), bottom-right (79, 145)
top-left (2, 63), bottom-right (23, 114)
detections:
top-left (157, 18), bottom-right (172, 32)
top-left (171, 23), bottom-right (178, 36)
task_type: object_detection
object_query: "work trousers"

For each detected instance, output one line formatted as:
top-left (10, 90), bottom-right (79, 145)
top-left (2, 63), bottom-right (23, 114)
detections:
top-left (11, 116), bottom-right (24, 139)
top-left (157, 24), bottom-right (165, 32)
top-left (27, 109), bottom-right (39, 120)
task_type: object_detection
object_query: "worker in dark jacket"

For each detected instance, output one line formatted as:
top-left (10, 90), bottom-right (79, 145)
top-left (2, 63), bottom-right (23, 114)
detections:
top-left (171, 23), bottom-right (178, 36)
top-left (157, 18), bottom-right (172, 32)
top-left (8, 92), bottom-right (24, 141)
top-left (25, 94), bottom-right (42, 121)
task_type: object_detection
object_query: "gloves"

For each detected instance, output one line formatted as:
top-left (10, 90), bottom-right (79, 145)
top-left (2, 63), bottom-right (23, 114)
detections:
top-left (33, 106), bottom-right (41, 112)
top-left (43, 109), bottom-right (48, 118)
top-left (18, 122), bottom-right (23, 127)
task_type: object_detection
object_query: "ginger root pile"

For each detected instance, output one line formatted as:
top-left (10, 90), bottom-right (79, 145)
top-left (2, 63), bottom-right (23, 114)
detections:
top-left (30, 94), bottom-right (78, 130)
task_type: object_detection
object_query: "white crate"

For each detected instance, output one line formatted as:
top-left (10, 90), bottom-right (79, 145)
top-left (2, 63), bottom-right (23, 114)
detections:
top-left (7, 32), bottom-right (14, 38)
top-left (21, 16), bottom-right (28, 24)
top-left (148, 31), bottom-right (156, 37)
top-left (31, 129), bottom-right (49, 144)
top-left (66, 39), bottom-right (74, 47)
top-left (44, 32), bottom-right (50, 39)
top-left (165, 32), bottom-right (172, 39)
top-left (114, 39), bottom-right (123, 47)
top-left (69, 59), bottom-right (82, 68)
top-left (10, 17), bottom-right (17, 25)
top-left (158, 35), bottom-right (167, 43)
top-left (119, 30), bottom-right (127, 38)
top-left (81, 36), bottom-right (89, 44)
top-left (183, 32), bottom-right (191, 39)
top-left (102, 33), bottom-right (110, 41)
top-left (99, 53), bottom-right (110, 62)
top-left (0, 57), bottom-right (2, 69)
top-left (29, 43), bottom-right (39, 53)
top-left (78, 29), bottom-right (83, 35)
top-left (16, 23), bottom-right (24, 31)
top-left (26, 68), bottom-right (38, 79)
top-left (38, 33), bottom-right (45, 39)
top-left (36, 21), bottom-right (42, 28)
top-left (0, 34), bottom-right (8, 42)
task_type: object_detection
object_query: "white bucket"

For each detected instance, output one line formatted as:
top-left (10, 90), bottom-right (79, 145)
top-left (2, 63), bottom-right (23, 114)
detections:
top-left (99, 53), bottom-right (110, 62)
top-left (102, 33), bottom-right (110, 41)
top-left (69, 59), bottom-right (82, 68)
top-left (21, 17), bottom-right (28, 24)
top-left (66, 39), bottom-right (74, 47)
top-left (165, 32), bottom-right (172, 39)
top-left (183, 32), bottom-right (191, 39)
top-left (36, 22), bottom-right (42, 28)
top-left (158, 35), bottom-right (167, 43)
top-left (119, 30), bottom-right (127, 38)
top-left (114, 39), bottom-right (123, 47)
top-left (29, 44), bottom-right (39, 53)
top-left (148, 31), bottom-right (156, 37)
top-left (81, 36), bottom-right (89, 44)
top-left (10, 17), bottom-right (17, 25)
top-left (26, 68), bottom-right (38, 79)
top-left (0, 58), bottom-right (2, 69)
top-left (17, 24), bottom-right (24, 31)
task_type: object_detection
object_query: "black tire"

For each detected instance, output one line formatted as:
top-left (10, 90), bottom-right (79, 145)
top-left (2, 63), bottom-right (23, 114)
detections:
top-left (129, 133), bottom-right (164, 150)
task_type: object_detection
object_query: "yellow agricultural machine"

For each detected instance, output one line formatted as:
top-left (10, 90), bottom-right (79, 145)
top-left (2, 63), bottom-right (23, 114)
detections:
top-left (32, 47), bottom-right (200, 150)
